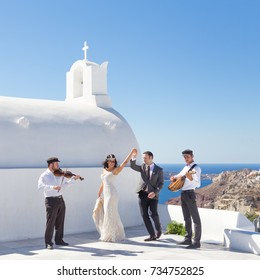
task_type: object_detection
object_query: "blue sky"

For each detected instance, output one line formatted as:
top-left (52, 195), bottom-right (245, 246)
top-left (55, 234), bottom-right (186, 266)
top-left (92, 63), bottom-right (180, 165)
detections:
top-left (0, 0), bottom-right (259, 163)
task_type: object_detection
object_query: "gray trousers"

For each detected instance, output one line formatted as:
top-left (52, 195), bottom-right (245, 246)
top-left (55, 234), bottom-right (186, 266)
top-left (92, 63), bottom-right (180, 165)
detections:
top-left (181, 190), bottom-right (201, 244)
top-left (138, 191), bottom-right (161, 237)
top-left (45, 196), bottom-right (66, 246)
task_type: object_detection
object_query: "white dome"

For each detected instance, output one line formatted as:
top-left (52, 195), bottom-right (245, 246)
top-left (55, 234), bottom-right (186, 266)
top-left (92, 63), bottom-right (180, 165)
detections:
top-left (0, 96), bottom-right (139, 168)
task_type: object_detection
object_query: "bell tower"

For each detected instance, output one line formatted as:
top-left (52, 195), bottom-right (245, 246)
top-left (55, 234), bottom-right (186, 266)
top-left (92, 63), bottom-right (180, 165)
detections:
top-left (66, 42), bottom-right (112, 108)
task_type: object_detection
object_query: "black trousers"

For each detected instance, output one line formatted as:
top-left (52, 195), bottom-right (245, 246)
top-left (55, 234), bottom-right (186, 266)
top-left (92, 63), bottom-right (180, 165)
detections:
top-left (44, 196), bottom-right (66, 245)
top-left (181, 190), bottom-right (201, 244)
top-left (138, 191), bottom-right (161, 237)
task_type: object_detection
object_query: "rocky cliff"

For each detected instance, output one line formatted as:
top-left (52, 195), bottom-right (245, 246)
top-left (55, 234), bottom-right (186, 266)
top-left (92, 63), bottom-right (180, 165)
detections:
top-left (166, 169), bottom-right (260, 215)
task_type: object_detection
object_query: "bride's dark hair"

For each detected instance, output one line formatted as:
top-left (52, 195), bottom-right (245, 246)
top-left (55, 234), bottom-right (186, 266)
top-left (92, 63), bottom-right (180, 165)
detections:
top-left (103, 154), bottom-right (118, 168)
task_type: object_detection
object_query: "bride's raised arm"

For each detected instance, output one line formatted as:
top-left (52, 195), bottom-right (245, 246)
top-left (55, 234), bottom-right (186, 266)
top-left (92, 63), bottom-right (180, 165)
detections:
top-left (113, 148), bottom-right (137, 175)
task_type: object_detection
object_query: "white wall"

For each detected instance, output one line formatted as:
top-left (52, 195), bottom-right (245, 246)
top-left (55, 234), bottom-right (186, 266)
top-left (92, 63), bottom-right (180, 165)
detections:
top-left (0, 167), bottom-right (142, 242)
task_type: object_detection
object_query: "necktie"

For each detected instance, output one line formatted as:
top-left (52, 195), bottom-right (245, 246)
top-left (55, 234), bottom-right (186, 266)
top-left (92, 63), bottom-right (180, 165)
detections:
top-left (147, 165), bottom-right (150, 180)
top-left (144, 165), bottom-right (150, 192)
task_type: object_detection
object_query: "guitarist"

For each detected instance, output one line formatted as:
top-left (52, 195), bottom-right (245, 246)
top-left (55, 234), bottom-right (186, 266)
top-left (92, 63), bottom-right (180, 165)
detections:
top-left (170, 149), bottom-right (202, 249)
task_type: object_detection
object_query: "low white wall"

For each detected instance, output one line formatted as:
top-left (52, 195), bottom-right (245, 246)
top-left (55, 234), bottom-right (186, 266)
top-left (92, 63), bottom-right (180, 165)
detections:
top-left (158, 204), bottom-right (254, 243)
top-left (224, 229), bottom-right (260, 255)
top-left (0, 167), bottom-right (142, 242)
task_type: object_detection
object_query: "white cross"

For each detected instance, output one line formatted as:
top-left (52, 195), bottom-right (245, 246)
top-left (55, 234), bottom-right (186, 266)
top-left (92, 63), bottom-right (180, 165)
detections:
top-left (82, 41), bottom-right (89, 61)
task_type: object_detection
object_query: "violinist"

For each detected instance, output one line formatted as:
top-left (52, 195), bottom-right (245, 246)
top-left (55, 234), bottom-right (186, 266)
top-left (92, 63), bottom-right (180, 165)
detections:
top-left (38, 157), bottom-right (82, 249)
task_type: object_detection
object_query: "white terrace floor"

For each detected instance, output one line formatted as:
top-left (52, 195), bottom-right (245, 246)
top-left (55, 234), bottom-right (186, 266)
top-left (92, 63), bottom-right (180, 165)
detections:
top-left (0, 225), bottom-right (259, 260)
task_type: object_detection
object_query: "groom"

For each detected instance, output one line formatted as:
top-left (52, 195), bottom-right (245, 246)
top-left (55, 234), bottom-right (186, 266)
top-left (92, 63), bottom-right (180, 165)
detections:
top-left (130, 150), bottom-right (164, 241)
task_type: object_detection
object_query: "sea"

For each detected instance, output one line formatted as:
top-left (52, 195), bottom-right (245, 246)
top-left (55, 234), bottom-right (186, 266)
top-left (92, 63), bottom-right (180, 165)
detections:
top-left (159, 163), bottom-right (260, 204)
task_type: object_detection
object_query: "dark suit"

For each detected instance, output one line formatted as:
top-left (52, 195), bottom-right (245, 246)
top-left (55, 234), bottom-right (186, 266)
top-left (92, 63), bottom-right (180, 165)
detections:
top-left (130, 160), bottom-right (164, 237)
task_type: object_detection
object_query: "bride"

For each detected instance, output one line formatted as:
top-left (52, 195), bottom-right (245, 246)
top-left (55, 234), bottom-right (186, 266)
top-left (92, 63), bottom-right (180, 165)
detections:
top-left (94, 148), bottom-right (137, 242)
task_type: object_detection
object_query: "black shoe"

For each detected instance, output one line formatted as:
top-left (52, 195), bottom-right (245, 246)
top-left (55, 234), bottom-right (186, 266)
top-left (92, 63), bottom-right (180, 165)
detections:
top-left (144, 236), bottom-right (157, 241)
top-left (178, 240), bottom-right (192, 245)
top-left (55, 240), bottom-right (69, 246)
top-left (186, 243), bottom-right (201, 249)
top-left (46, 244), bottom-right (54, 249)
top-left (156, 231), bottom-right (162, 239)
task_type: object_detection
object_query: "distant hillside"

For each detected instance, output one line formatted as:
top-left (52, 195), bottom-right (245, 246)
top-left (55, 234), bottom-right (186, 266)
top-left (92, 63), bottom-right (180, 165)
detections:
top-left (166, 169), bottom-right (260, 215)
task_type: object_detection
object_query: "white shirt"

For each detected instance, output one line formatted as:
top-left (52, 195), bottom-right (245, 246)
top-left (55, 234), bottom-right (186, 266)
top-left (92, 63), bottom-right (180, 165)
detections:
top-left (175, 162), bottom-right (201, 191)
top-left (38, 168), bottom-right (76, 197)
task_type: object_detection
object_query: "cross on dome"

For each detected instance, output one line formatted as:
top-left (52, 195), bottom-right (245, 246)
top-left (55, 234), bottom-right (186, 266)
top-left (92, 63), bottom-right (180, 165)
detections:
top-left (82, 41), bottom-right (89, 61)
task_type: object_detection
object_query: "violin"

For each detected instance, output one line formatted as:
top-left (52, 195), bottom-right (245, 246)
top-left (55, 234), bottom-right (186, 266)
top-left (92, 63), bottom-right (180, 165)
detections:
top-left (53, 168), bottom-right (84, 181)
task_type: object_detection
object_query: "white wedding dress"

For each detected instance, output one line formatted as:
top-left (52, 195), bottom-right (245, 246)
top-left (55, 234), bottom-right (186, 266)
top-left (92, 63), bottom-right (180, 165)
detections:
top-left (98, 170), bottom-right (125, 242)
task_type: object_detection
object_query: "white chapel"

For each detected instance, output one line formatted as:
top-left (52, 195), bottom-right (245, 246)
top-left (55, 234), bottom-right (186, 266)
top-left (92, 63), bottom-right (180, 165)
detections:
top-left (0, 43), bottom-right (142, 242)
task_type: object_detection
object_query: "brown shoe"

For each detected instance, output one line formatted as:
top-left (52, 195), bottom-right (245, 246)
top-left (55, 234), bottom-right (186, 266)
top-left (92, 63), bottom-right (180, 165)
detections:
top-left (144, 236), bottom-right (157, 241)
